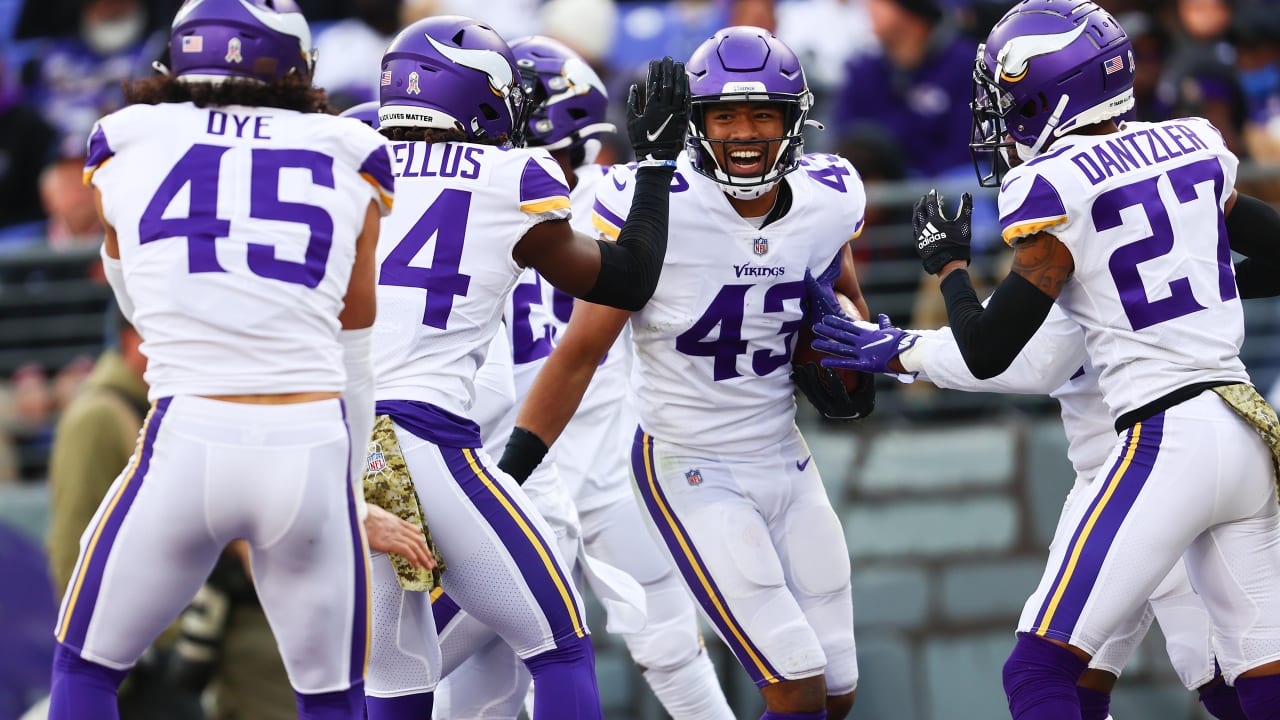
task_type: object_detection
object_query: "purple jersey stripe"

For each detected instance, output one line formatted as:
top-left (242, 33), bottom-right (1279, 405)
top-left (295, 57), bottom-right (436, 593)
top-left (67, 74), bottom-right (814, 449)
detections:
top-left (1031, 413), bottom-right (1165, 640)
top-left (439, 446), bottom-right (586, 645)
top-left (1000, 174), bottom-right (1069, 231)
top-left (630, 428), bottom-right (783, 687)
top-left (431, 589), bottom-right (462, 634)
top-left (83, 124), bottom-right (114, 180)
top-left (56, 397), bottom-right (173, 649)
top-left (359, 147), bottom-right (394, 197)
top-left (519, 157), bottom-right (570, 205)
top-left (592, 198), bottom-right (626, 230)
top-left (341, 399), bottom-right (372, 683)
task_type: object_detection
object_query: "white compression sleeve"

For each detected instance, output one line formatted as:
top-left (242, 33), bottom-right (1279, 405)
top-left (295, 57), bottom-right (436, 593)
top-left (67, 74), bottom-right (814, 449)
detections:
top-left (342, 327), bottom-right (374, 521)
top-left (100, 245), bottom-right (134, 321)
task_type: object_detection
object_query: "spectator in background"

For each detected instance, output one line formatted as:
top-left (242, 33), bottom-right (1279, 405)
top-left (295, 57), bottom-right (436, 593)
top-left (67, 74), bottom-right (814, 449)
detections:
top-left (40, 157), bottom-right (104, 250)
top-left (1159, 0), bottom-right (1249, 154)
top-left (832, 0), bottom-right (974, 178)
top-left (311, 0), bottom-right (401, 110)
top-left (24, 0), bottom-right (164, 159)
top-left (1234, 2), bottom-right (1280, 164)
top-left (0, 57), bottom-right (57, 243)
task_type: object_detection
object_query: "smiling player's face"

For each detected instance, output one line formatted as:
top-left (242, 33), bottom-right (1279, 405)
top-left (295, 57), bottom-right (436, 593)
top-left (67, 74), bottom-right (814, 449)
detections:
top-left (704, 102), bottom-right (785, 178)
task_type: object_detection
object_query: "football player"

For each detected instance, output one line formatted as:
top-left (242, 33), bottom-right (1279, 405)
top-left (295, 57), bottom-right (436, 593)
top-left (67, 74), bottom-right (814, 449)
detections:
top-left (58, 0), bottom-right (394, 718)
top-left (360, 15), bottom-right (687, 720)
top-left (507, 34), bottom-right (736, 719)
top-left (501, 26), bottom-right (871, 720)
top-left (813, 2), bottom-right (1280, 718)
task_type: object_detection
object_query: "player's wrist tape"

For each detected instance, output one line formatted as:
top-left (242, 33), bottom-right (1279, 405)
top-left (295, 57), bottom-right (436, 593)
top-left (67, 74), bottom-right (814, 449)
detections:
top-left (498, 427), bottom-right (549, 485)
top-left (582, 166), bottom-right (673, 311)
top-left (895, 339), bottom-right (925, 377)
top-left (636, 158), bottom-right (678, 168)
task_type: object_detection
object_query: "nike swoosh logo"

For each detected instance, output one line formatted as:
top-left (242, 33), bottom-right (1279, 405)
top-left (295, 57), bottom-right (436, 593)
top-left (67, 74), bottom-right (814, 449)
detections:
top-left (646, 114), bottom-right (673, 142)
top-left (862, 334), bottom-right (895, 350)
top-left (796, 456), bottom-right (812, 471)
top-left (612, 174), bottom-right (626, 191)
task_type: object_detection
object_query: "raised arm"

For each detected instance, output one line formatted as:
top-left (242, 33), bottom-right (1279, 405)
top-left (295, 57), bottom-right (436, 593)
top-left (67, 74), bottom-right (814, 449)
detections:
top-left (513, 57), bottom-right (688, 311)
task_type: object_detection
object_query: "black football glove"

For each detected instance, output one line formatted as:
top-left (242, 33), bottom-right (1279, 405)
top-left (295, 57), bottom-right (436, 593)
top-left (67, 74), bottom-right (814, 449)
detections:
top-left (627, 57), bottom-right (689, 166)
top-left (792, 364), bottom-right (876, 421)
top-left (913, 189), bottom-right (973, 275)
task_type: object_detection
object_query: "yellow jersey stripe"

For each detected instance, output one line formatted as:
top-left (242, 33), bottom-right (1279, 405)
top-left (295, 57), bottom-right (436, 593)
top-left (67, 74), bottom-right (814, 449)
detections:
top-left (1003, 215), bottom-right (1067, 245)
top-left (592, 211), bottom-right (621, 241)
top-left (1036, 423), bottom-right (1143, 636)
top-left (520, 197), bottom-right (571, 215)
top-left (57, 402), bottom-right (157, 642)
top-left (359, 172), bottom-right (394, 212)
top-left (641, 433), bottom-right (779, 684)
top-left (461, 448), bottom-right (585, 638)
top-left (82, 158), bottom-right (111, 186)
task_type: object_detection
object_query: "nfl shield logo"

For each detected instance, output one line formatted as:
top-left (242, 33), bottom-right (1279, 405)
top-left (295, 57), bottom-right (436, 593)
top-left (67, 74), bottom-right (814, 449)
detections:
top-left (366, 444), bottom-right (387, 474)
top-left (685, 468), bottom-right (703, 486)
top-left (407, 71), bottom-right (421, 95)
top-left (752, 236), bottom-right (769, 256)
top-left (225, 37), bottom-right (243, 64)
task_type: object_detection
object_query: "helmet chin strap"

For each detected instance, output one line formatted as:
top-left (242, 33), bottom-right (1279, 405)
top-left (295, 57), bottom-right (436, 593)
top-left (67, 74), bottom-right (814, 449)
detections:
top-left (1026, 93), bottom-right (1071, 159)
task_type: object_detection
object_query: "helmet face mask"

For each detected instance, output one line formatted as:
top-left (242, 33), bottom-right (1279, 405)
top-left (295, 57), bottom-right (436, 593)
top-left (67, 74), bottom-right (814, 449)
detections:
top-left (969, 0), bottom-right (1136, 186)
top-left (685, 26), bottom-right (813, 200)
top-left (169, 0), bottom-right (315, 84)
top-left (379, 15), bottom-right (525, 144)
top-left (511, 35), bottom-right (615, 153)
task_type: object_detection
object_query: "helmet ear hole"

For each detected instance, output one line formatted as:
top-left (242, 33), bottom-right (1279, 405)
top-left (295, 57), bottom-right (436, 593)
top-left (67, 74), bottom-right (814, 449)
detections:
top-left (479, 103), bottom-right (500, 121)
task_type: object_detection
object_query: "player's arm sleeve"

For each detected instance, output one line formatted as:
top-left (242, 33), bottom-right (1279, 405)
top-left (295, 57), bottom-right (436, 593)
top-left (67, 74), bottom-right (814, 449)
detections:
top-left (905, 307), bottom-right (1087, 394)
top-left (46, 400), bottom-right (136, 592)
top-left (341, 328), bottom-right (373, 520)
top-left (581, 165), bottom-right (676, 311)
top-left (1226, 193), bottom-right (1280, 299)
top-left (100, 243), bottom-right (133, 321)
top-left (938, 268), bottom-right (1058, 380)
top-left (357, 144), bottom-right (395, 217)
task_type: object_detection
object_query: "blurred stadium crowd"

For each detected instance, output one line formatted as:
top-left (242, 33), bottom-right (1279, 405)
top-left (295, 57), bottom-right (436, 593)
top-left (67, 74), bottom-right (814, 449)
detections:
top-left (2, 0), bottom-right (1280, 716)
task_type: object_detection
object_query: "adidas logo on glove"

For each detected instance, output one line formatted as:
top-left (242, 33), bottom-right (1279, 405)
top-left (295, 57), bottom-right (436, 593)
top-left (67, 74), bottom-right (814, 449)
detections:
top-left (917, 222), bottom-right (947, 249)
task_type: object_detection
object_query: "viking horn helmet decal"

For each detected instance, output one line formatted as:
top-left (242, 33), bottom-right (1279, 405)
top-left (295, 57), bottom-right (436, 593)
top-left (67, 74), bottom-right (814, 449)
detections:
top-left (425, 33), bottom-right (514, 98)
top-left (996, 22), bottom-right (1088, 82)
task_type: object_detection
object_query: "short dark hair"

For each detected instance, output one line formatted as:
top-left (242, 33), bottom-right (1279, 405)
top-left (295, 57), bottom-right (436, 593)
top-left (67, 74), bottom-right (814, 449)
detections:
top-left (125, 73), bottom-right (330, 114)
top-left (378, 126), bottom-right (508, 146)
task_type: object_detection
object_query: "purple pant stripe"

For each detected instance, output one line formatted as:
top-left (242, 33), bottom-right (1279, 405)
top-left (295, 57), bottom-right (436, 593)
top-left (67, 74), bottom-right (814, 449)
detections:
top-left (1033, 413), bottom-right (1165, 639)
top-left (56, 396), bottom-right (172, 649)
top-left (340, 399), bottom-right (371, 684)
top-left (629, 428), bottom-right (782, 687)
top-left (431, 589), bottom-right (461, 634)
top-left (439, 446), bottom-right (585, 645)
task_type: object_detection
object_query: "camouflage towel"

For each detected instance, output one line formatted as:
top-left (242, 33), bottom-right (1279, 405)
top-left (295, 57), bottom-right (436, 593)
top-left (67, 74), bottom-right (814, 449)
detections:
top-left (364, 415), bottom-right (445, 591)
top-left (1213, 383), bottom-right (1280, 485)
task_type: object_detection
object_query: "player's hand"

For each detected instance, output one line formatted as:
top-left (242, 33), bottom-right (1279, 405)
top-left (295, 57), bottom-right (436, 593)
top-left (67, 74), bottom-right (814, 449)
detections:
top-left (791, 363), bottom-right (876, 420)
top-left (365, 505), bottom-right (436, 570)
top-left (812, 313), bottom-right (919, 375)
top-left (803, 268), bottom-right (845, 322)
top-left (913, 189), bottom-right (973, 275)
top-left (627, 57), bottom-right (689, 166)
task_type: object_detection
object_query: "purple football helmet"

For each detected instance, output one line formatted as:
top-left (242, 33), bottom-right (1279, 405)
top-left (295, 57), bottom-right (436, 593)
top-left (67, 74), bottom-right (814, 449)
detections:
top-left (509, 35), bottom-right (615, 153)
top-left (340, 101), bottom-right (379, 128)
top-left (169, 0), bottom-right (315, 83)
top-left (379, 15), bottom-right (525, 143)
top-left (685, 26), bottom-right (813, 200)
top-left (972, 0), bottom-right (1134, 185)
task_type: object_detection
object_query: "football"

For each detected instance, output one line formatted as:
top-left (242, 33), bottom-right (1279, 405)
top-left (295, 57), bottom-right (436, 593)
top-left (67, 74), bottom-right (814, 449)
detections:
top-left (793, 291), bottom-right (863, 392)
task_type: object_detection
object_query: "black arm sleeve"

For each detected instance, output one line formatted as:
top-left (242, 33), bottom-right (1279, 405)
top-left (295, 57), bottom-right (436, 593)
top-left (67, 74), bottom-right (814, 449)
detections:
top-left (1225, 193), bottom-right (1280, 299)
top-left (940, 269), bottom-right (1057, 380)
top-left (581, 165), bottom-right (676, 311)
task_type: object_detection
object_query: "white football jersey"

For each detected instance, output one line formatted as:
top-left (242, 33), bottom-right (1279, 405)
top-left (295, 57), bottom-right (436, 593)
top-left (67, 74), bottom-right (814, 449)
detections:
top-left (86, 102), bottom-right (393, 399)
top-left (593, 154), bottom-right (866, 454)
top-left (372, 141), bottom-right (571, 416)
top-left (999, 117), bottom-right (1248, 421)
top-left (912, 305), bottom-right (1111, 478)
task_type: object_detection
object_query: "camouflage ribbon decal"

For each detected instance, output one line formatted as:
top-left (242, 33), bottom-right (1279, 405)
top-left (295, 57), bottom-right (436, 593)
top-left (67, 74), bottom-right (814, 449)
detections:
top-left (1212, 384), bottom-right (1280, 492)
top-left (364, 415), bottom-right (445, 591)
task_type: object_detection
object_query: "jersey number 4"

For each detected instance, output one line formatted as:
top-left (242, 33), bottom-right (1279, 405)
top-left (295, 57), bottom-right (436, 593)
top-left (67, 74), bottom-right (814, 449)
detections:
top-left (378, 188), bottom-right (473, 330)
top-left (140, 144), bottom-right (335, 288)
